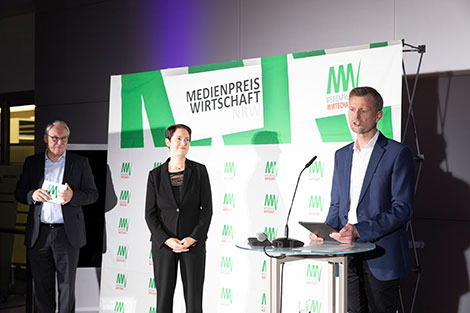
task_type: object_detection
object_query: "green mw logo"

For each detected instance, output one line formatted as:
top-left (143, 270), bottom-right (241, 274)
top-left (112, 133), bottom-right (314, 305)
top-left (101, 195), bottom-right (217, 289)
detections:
top-left (119, 190), bottom-right (131, 205)
top-left (224, 162), bottom-right (236, 179)
top-left (304, 299), bottom-right (323, 313)
top-left (148, 307), bottom-right (157, 313)
top-left (261, 260), bottom-right (267, 279)
top-left (264, 161), bottom-right (278, 180)
top-left (223, 193), bottom-right (235, 211)
top-left (46, 184), bottom-right (59, 198)
top-left (221, 225), bottom-right (234, 242)
top-left (114, 301), bottom-right (125, 313)
top-left (308, 195), bottom-right (324, 215)
top-left (308, 161), bottom-right (324, 180)
top-left (326, 62), bottom-right (361, 94)
top-left (153, 161), bottom-right (162, 169)
top-left (264, 194), bottom-right (278, 213)
top-left (306, 264), bottom-right (323, 284)
top-left (220, 256), bottom-right (233, 273)
top-left (115, 273), bottom-right (127, 290)
top-left (120, 162), bottom-right (131, 178)
top-left (116, 245), bottom-right (128, 262)
top-left (118, 218), bottom-right (129, 234)
top-left (264, 227), bottom-right (278, 241)
top-left (220, 288), bottom-right (233, 305)
top-left (148, 277), bottom-right (156, 295)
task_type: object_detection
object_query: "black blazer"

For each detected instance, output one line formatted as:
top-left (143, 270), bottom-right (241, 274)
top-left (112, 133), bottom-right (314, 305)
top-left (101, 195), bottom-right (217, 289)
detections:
top-left (14, 151), bottom-right (98, 248)
top-left (145, 159), bottom-right (213, 248)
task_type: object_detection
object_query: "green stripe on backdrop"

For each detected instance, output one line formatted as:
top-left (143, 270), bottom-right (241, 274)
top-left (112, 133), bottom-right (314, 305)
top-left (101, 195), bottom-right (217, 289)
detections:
top-left (315, 114), bottom-right (352, 142)
top-left (370, 41), bottom-right (388, 49)
top-left (188, 60), bottom-right (244, 74)
top-left (222, 54), bottom-right (291, 145)
top-left (121, 71), bottom-right (175, 148)
top-left (292, 50), bottom-right (326, 59)
top-left (377, 106), bottom-right (393, 139)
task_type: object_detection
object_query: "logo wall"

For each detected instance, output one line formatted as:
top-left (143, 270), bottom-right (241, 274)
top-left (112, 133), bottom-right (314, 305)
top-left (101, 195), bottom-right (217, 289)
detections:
top-left (100, 41), bottom-right (403, 312)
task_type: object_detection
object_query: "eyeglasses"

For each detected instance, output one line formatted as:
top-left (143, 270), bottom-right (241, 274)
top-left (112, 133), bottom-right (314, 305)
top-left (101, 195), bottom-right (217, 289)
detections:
top-left (47, 135), bottom-right (69, 143)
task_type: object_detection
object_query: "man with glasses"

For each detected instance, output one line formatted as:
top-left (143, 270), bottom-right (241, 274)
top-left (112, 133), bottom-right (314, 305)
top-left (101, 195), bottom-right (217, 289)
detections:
top-left (15, 120), bottom-right (98, 313)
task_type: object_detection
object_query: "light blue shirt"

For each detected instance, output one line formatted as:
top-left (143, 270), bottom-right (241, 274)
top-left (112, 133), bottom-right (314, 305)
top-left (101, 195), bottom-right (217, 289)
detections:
top-left (41, 150), bottom-right (66, 223)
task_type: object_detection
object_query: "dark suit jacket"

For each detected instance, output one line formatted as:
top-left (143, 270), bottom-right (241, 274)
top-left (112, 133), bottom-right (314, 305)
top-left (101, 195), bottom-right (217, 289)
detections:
top-left (326, 132), bottom-right (415, 281)
top-left (14, 151), bottom-right (99, 249)
top-left (145, 159), bottom-right (213, 249)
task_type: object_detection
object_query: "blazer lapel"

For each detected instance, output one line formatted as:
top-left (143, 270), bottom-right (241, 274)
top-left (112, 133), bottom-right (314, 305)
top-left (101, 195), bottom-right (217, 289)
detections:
top-left (358, 133), bottom-right (387, 205)
top-left (344, 145), bottom-right (353, 209)
top-left (62, 152), bottom-right (72, 184)
top-left (181, 161), bottom-right (192, 200)
top-left (161, 161), bottom-right (179, 208)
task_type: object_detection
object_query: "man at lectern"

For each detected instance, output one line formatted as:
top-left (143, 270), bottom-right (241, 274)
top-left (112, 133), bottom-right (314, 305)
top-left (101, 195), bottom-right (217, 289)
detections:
top-left (310, 87), bottom-right (415, 313)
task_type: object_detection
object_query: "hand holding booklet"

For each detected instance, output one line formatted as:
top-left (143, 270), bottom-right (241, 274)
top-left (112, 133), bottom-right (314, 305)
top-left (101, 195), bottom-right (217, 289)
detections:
top-left (41, 180), bottom-right (67, 204)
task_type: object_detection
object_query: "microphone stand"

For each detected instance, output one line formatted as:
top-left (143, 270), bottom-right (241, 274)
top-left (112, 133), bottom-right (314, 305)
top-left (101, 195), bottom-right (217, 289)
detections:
top-left (272, 156), bottom-right (317, 248)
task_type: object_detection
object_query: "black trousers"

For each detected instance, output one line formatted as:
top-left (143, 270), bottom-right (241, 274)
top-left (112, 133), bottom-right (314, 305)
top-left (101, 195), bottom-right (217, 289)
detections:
top-left (348, 255), bottom-right (400, 313)
top-left (152, 241), bottom-right (206, 313)
top-left (28, 224), bottom-right (80, 313)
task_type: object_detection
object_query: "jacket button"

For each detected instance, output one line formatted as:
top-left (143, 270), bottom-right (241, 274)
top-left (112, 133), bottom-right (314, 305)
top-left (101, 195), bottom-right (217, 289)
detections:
top-left (343, 215), bottom-right (348, 220)
top-left (176, 208), bottom-right (180, 213)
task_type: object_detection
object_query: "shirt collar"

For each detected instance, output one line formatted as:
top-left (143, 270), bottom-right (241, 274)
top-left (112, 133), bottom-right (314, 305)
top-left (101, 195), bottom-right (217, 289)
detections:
top-left (45, 150), bottom-right (66, 162)
top-left (353, 130), bottom-right (379, 152)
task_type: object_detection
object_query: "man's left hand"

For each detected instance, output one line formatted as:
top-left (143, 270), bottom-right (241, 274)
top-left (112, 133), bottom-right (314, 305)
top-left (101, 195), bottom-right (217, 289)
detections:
top-left (329, 223), bottom-right (359, 244)
top-left (60, 183), bottom-right (73, 205)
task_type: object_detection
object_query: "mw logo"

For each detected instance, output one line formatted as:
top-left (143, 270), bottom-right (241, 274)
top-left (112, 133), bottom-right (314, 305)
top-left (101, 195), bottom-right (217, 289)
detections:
top-left (261, 292), bottom-right (267, 305)
top-left (264, 227), bottom-right (278, 241)
top-left (220, 256), bottom-right (233, 273)
top-left (264, 161), bottom-right (278, 179)
top-left (116, 245), bottom-right (128, 261)
top-left (45, 184), bottom-right (59, 198)
top-left (306, 264), bottom-right (323, 284)
top-left (308, 195), bottom-right (324, 214)
top-left (148, 307), bottom-right (157, 313)
top-left (115, 273), bottom-right (127, 290)
top-left (304, 299), bottom-right (323, 313)
top-left (261, 260), bottom-right (267, 279)
top-left (221, 225), bottom-right (234, 241)
top-left (327, 62), bottom-right (361, 94)
top-left (223, 193), bottom-right (235, 210)
top-left (308, 161), bottom-right (324, 179)
top-left (220, 288), bottom-right (233, 304)
top-left (118, 218), bottom-right (129, 234)
top-left (264, 194), bottom-right (278, 213)
top-left (153, 161), bottom-right (162, 169)
top-left (148, 277), bottom-right (156, 289)
top-left (224, 162), bottom-right (236, 177)
top-left (120, 162), bottom-right (131, 177)
top-left (119, 190), bottom-right (131, 205)
top-left (114, 301), bottom-right (125, 313)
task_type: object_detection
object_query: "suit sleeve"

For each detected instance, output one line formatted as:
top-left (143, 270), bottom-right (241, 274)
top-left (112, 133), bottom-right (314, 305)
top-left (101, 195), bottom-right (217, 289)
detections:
top-left (145, 171), bottom-right (171, 247)
top-left (68, 158), bottom-right (99, 206)
top-left (14, 156), bottom-right (36, 205)
top-left (355, 147), bottom-right (415, 242)
top-left (325, 151), bottom-right (341, 230)
top-left (190, 165), bottom-right (213, 242)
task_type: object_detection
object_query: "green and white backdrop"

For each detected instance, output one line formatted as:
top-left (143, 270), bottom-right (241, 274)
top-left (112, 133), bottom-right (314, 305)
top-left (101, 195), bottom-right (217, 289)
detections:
top-left (100, 41), bottom-right (403, 313)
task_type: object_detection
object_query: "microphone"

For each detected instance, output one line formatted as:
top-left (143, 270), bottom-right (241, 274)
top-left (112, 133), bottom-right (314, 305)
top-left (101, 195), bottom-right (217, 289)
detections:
top-left (248, 232), bottom-right (273, 247)
top-left (272, 156), bottom-right (317, 248)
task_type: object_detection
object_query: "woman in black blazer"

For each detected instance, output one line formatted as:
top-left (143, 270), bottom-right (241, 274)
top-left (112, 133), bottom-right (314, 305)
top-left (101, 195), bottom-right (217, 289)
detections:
top-left (145, 124), bottom-right (212, 313)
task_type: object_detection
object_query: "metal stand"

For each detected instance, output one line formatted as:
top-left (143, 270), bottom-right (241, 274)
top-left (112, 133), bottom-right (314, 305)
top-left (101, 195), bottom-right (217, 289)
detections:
top-left (400, 39), bottom-right (426, 313)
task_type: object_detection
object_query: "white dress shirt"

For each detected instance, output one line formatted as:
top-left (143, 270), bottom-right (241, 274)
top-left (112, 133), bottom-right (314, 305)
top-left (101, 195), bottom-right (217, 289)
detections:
top-left (41, 151), bottom-right (66, 223)
top-left (348, 131), bottom-right (379, 224)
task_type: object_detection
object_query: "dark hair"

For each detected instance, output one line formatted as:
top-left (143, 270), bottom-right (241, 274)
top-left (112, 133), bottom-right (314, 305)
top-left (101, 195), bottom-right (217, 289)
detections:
top-left (349, 87), bottom-right (383, 112)
top-left (165, 124), bottom-right (192, 141)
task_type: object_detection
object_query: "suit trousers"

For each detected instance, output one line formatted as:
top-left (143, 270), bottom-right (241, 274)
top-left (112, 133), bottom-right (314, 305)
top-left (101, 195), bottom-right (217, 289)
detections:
top-left (347, 255), bottom-right (400, 313)
top-left (28, 224), bottom-right (80, 313)
top-left (152, 241), bottom-right (206, 313)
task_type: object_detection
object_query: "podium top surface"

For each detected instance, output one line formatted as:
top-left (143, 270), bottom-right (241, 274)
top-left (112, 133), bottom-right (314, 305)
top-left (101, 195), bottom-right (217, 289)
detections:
top-left (236, 241), bottom-right (375, 256)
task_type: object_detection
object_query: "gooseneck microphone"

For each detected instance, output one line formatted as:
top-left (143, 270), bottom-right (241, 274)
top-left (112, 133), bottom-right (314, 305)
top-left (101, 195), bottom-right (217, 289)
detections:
top-left (272, 156), bottom-right (317, 248)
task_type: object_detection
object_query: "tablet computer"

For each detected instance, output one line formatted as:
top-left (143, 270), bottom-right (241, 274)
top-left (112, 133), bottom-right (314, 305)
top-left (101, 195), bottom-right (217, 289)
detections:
top-left (299, 221), bottom-right (338, 242)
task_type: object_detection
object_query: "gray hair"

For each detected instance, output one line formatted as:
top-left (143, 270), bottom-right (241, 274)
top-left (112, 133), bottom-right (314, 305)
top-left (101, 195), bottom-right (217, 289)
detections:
top-left (45, 120), bottom-right (71, 136)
